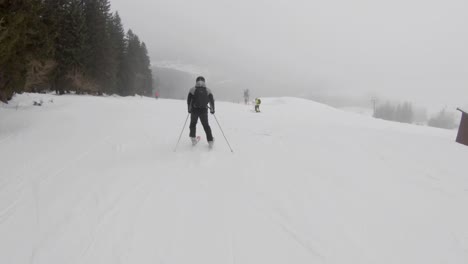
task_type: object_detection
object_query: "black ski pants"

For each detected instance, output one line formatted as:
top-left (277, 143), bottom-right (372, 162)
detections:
top-left (189, 108), bottom-right (213, 141)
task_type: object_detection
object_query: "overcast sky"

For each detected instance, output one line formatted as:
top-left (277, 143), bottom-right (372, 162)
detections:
top-left (111, 0), bottom-right (468, 110)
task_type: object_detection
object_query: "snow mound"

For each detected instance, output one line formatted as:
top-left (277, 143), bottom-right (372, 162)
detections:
top-left (1, 93), bottom-right (468, 264)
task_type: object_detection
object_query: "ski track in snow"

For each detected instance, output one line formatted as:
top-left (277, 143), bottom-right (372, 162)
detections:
top-left (1, 94), bottom-right (468, 264)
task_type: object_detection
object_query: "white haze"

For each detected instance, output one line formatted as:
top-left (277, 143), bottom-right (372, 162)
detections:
top-left (111, 0), bottom-right (468, 110)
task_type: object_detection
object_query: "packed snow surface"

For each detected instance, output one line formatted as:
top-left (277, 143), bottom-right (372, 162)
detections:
top-left (1, 93), bottom-right (468, 264)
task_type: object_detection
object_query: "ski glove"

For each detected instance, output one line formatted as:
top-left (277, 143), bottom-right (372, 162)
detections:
top-left (210, 109), bottom-right (215, 114)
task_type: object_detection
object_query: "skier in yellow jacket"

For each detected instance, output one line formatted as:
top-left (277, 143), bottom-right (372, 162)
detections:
top-left (255, 98), bottom-right (261, 112)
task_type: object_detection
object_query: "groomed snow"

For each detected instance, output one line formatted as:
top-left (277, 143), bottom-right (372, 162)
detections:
top-left (1, 93), bottom-right (468, 264)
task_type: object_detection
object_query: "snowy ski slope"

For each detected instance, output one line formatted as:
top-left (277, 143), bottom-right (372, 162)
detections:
top-left (1, 93), bottom-right (468, 264)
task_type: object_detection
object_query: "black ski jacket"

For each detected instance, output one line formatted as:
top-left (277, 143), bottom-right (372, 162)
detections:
top-left (187, 86), bottom-right (215, 112)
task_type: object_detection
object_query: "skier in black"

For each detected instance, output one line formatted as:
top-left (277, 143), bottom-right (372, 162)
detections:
top-left (187, 76), bottom-right (215, 147)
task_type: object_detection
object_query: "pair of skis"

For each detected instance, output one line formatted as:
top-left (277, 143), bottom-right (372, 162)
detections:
top-left (192, 136), bottom-right (213, 149)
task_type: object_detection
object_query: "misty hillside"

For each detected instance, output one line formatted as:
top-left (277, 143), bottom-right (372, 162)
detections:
top-left (1, 93), bottom-right (468, 264)
top-left (152, 66), bottom-right (247, 103)
top-left (152, 66), bottom-right (195, 99)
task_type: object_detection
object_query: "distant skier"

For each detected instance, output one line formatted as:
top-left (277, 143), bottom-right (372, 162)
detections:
top-left (243, 89), bottom-right (250, 104)
top-left (155, 91), bottom-right (159, 99)
top-left (255, 97), bottom-right (261, 112)
top-left (187, 76), bottom-right (215, 147)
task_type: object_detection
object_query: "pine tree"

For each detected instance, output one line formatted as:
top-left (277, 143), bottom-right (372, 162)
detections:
top-left (62, 0), bottom-right (87, 91)
top-left (374, 102), bottom-right (395, 121)
top-left (139, 42), bottom-right (153, 96)
top-left (122, 29), bottom-right (140, 95)
top-left (120, 30), bottom-right (153, 96)
top-left (109, 12), bottom-right (126, 95)
top-left (402, 102), bottom-right (414, 123)
top-left (83, 0), bottom-right (114, 94)
top-left (0, 0), bottom-right (152, 101)
top-left (0, 0), bottom-right (53, 102)
top-left (374, 101), bottom-right (414, 123)
top-left (43, 0), bottom-right (80, 94)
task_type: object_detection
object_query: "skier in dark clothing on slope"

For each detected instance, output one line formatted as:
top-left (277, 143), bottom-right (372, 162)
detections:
top-left (187, 76), bottom-right (215, 147)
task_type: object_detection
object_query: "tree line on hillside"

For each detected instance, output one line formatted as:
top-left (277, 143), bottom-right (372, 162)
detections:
top-left (374, 101), bottom-right (414, 124)
top-left (373, 100), bottom-right (458, 129)
top-left (427, 108), bottom-right (458, 129)
top-left (0, 0), bottom-right (153, 103)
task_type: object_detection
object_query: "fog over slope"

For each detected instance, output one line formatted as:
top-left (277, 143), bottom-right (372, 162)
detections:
top-left (113, 0), bottom-right (468, 109)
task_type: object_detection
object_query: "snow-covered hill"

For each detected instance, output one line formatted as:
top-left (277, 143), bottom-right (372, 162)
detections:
top-left (1, 93), bottom-right (468, 264)
top-left (339, 106), bottom-right (373, 117)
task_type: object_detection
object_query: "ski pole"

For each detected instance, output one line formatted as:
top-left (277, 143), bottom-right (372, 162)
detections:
top-left (212, 114), bottom-right (234, 153)
top-left (174, 113), bottom-right (190, 152)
